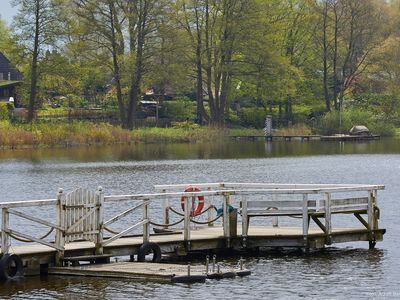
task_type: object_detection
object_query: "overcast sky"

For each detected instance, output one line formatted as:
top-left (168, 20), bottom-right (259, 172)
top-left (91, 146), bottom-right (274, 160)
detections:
top-left (0, 0), bottom-right (17, 25)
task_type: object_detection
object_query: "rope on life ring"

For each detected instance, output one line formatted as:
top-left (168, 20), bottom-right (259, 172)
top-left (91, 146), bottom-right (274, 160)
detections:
top-left (181, 186), bottom-right (205, 217)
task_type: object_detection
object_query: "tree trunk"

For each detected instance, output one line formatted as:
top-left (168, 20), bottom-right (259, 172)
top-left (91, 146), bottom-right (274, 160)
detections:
top-left (28, 0), bottom-right (40, 122)
top-left (322, 2), bottom-right (330, 112)
top-left (127, 0), bottom-right (147, 130)
top-left (108, 2), bottom-right (126, 126)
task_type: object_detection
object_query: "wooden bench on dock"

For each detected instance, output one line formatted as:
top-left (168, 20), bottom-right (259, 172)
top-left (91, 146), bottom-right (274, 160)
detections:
top-left (241, 193), bottom-right (377, 247)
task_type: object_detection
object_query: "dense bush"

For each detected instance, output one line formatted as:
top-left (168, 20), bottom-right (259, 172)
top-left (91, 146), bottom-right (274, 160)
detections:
top-left (0, 103), bottom-right (12, 121)
top-left (163, 97), bottom-right (196, 121)
top-left (238, 107), bottom-right (266, 128)
top-left (315, 108), bottom-right (395, 136)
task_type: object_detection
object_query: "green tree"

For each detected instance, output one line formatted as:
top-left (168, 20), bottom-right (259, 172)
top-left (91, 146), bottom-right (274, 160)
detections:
top-left (13, 0), bottom-right (64, 121)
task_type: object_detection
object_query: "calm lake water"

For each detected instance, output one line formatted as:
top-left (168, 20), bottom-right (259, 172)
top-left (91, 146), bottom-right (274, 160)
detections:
top-left (0, 139), bottom-right (400, 299)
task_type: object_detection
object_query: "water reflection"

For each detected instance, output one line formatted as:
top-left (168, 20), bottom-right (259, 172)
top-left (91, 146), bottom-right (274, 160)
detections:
top-left (1, 138), bottom-right (400, 162)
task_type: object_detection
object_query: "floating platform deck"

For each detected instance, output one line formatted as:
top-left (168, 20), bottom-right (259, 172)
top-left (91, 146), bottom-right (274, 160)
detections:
top-left (0, 182), bottom-right (385, 281)
top-left (48, 261), bottom-right (248, 283)
top-left (5, 226), bottom-right (385, 276)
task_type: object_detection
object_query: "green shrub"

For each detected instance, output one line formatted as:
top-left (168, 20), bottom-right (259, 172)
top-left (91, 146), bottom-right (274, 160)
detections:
top-left (315, 108), bottom-right (395, 136)
top-left (163, 97), bottom-right (196, 121)
top-left (0, 103), bottom-right (12, 121)
top-left (239, 107), bottom-right (266, 128)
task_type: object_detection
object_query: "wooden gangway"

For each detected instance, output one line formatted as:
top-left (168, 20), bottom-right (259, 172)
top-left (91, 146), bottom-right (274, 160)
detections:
top-left (0, 183), bottom-right (385, 280)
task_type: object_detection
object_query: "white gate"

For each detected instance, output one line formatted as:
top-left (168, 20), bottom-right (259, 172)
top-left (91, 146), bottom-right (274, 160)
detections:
top-left (55, 187), bottom-right (104, 256)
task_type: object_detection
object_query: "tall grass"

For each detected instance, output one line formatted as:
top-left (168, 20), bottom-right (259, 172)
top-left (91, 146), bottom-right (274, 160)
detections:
top-left (0, 121), bottom-right (256, 149)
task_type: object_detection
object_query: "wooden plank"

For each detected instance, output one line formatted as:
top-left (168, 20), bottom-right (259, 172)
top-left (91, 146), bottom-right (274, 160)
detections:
top-left (8, 208), bottom-right (62, 231)
top-left (368, 190), bottom-right (374, 232)
top-left (325, 193), bottom-right (332, 244)
top-left (103, 202), bottom-right (145, 226)
top-left (183, 196), bottom-right (190, 242)
top-left (330, 205), bottom-right (368, 213)
top-left (8, 229), bottom-right (63, 251)
top-left (302, 194), bottom-right (309, 238)
top-left (247, 200), bottom-right (305, 208)
top-left (246, 209), bottom-right (303, 216)
top-left (331, 197), bottom-right (368, 206)
top-left (143, 200), bottom-right (150, 243)
top-left (223, 193), bottom-right (230, 239)
top-left (102, 220), bottom-right (148, 246)
top-left (66, 208), bottom-right (97, 234)
top-left (1, 208), bottom-right (9, 254)
top-left (242, 197), bottom-right (248, 237)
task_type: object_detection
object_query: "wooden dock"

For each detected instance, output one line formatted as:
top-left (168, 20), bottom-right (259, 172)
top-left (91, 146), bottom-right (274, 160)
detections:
top-left (230, 135), bottom-right (380, 142)
top-left (0, 182), bottom-right (385, 281)
top-left (320, 135), bottom-right (380, 141)
top-left (230, 135), bottom-right (321, 141)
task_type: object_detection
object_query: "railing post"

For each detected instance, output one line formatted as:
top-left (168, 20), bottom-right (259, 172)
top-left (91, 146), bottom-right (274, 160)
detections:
top-left (1, 208), bottom-right (9, 254)
top-left (162, 189), bottom-right (169, 229)
top-left (372, 189), bottom-right (379, 230)
top-left (183, 196), bottom-right (191, 246)
top-left (143, 199), bottom-right (150, 243)
top-left (223, 193), bottom-right (230, 243)
top-left (207, 187), bottom-right (214, 227)
top-left (324, 192), bottom-right (332, 245)
top-left (55, 188), bottom-right (66, 265)
top-left (302, 194), bottom-right (309, 248)
top-left (272, 194), bottom-right (279, 227)
top-left (367, 190), bottom-right (374, 231)
top-left (95, 186), bottom-right (104, 255)
top-left (242, 196), bottom-right (248, 245)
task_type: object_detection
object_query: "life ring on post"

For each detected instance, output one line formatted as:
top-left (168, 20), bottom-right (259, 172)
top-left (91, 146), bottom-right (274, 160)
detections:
top-left (181, 186), bottom-right (205, 217)
top-left (0, 254), bottom-right (24, 281)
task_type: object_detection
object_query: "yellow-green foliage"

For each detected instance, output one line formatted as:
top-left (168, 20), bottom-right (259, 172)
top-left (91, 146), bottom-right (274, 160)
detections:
top-left (0, 121), bottom-right (251, 148)
top-left (0, 103), bottom-right (11, 121)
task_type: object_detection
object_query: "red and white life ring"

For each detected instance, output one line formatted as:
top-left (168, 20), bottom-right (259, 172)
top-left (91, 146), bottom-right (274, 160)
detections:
top-left (181, 186), bottom-right (204, 217)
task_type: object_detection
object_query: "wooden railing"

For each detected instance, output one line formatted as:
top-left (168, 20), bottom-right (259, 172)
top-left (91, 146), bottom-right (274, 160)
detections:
top-left (0, 183), bottom-right (384, 259)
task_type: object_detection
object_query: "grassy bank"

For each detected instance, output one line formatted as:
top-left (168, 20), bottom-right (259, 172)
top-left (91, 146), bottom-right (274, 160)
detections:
top-left (0, 121), bottom-right (264, 149)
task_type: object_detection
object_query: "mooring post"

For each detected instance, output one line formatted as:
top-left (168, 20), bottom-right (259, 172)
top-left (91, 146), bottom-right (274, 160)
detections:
top-left (212, 255), bottom-right (216, 273)
top-left (95, 186), bottom-right (104, 255)
top-left (206, 255), bottom-right (209, 274)
top-left (143, 199), bottom-right (150, 243)
top-left (55, 188), bottom-right (66, 266)
top-left (1, 207), bottom-right (9, 254)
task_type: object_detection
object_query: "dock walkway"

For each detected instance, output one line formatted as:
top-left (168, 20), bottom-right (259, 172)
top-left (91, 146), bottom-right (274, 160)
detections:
top-left (0, 182), bottom-right (385, 281)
